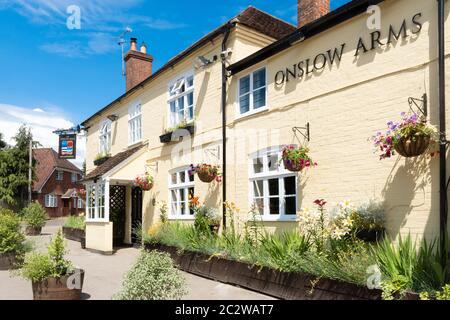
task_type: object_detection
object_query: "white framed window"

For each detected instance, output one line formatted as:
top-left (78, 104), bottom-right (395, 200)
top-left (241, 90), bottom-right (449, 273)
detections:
top-left (128, 103), bottom-right (142, 145)
top-left (86, 181), bottom-right (107, 221)
top-left (168, 167), bottom-right (195, 219)
top-left (56, 170), bottom-right (64, 181)
top-left (71, 173), bottom-right (78, 183)
top-left (99, 119), bottom-right (112, 155)
top-left (238, 67), bottom-right (267, 116)
top-left (248, 147), bottom-right (297, 221)
top-left (45, 194), bottom-right (58, 208)
top-left (168, 72), bottom-right (194, 128)
top-left (74, 198), bottom-right (84, 209)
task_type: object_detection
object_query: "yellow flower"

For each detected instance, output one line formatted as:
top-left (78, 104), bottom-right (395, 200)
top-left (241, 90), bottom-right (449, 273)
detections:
top-left (148, 223), bottom-right (162, 237)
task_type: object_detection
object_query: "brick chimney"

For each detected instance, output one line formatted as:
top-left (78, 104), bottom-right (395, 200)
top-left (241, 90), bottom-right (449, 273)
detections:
top-left (298, 0), bottom-right (330, 28)
top-left (124, 38), bottom-right (153, 91)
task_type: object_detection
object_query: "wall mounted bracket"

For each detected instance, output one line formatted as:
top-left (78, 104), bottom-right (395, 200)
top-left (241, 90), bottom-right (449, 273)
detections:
top-left (292, 123), bottom-right (310, 142)
top-left (408, 93), bottom-right (427, 118)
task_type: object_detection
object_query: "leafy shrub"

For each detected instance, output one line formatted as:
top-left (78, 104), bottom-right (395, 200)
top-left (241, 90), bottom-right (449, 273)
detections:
top-left (64, 215), bottom-right (85, 230)
top-left (0, 211), bottom-right (26, 254)
top-left (352, 200), bottom-right (385, 231)
top-left (18, 230), bottom-right (73, 282)
top-left (114, 250), bottom-right (187, 300)
top-left (22, 202), bottom-right (47, 228)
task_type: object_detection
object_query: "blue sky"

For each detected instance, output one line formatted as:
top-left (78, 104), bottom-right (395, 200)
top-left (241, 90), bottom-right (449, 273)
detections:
top-left (0, 0), bottom-right (350, 165)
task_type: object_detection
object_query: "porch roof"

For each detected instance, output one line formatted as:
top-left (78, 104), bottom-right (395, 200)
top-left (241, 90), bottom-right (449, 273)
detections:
top-left (61, 188), bottom-right (76, 199)
top-left (84, 144), bottom-right (146, 182)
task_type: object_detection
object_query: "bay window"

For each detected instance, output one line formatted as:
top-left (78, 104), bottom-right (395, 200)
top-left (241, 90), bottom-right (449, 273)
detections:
top-left (86, 181), bottom-right (108, 221)
top-left (238, 67), bottom-right (267, 116)
top-left (169, 167), bottom-right (195, 219)
top-left (168, 73), bottom-right (194, 128)
top-left (129, 103), bottom-right (142, 145)
top-left (249, 147), bottom-right (297, 220)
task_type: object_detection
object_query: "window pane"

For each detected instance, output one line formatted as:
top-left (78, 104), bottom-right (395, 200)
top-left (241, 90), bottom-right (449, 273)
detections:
top-left (268, 179), bottom-right (279, 196)
top-left (239, 94), bottom-right (250, 114)
top-left (187, 76), bottom-right (194, 87)
top-left (187, 92), bottom-right (193, 106)
top-left (284, 176), bottom-right (296, 195)
top-left (253, 69), bottom-right (266, 89)
top-left (253, 88), bottom-right (266, 109)
top-left (239, 76), bottom-right (250, 95)
top-left (171, 173), bottom-right (177, 185)
top-left (189, 173), bottom-right (194, 182)
top-left (179, 171), bottom-right (186, 183)
top-left (269, 198), bottom-right (280, 215)
top-left (253, 157), bottom-right (263, 174)
top-left (267, 154), bottom-right (278, 171)
top-left (180, 189), bottom-right (185, 203)
top-left (188, 106), bottom-right (194, 120)
top-left (254, 199), bottom-right (264, 215)
top-left (253, 180), bottom-right (264, 197)
top-left (285, 197), bottom-right (296, 215)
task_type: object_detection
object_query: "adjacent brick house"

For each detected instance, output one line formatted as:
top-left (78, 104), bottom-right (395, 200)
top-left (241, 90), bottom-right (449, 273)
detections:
top-left (32, 148), bottom-right (84, 218)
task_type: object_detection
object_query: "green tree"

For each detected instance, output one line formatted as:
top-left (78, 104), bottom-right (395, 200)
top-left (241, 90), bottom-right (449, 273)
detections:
top-left (0, 126), bottom-right (38, 208)
top-left (0, 132), bottom-right (6, 150)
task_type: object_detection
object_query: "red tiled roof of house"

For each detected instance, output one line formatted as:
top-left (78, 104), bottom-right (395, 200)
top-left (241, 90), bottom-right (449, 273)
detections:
top-left (33, 148), bottom-right (82, 192)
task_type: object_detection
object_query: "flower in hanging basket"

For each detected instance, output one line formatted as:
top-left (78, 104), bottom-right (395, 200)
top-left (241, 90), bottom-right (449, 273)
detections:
top-left (189, 164), bottom-right (222, 183)
top-left (134, 173), bottom-right (154, 191)
top-left (281, 145), bottom-right (317, 172)
top-left (372, 112), bottom-right (438, 160)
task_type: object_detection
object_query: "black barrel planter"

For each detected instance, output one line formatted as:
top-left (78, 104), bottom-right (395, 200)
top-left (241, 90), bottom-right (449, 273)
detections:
top-left (62, 227), bottom-right (86, 249)
top-left (144, 243), bottom-right (420, 300)
top-left (93, 156), bottom-right (110, 167)
top-left (32, 269), bottom-right (85, 300)
top-left (356, 229), bottom-right (384, 242)
top-left (0, 252), bottom-right (19, 270)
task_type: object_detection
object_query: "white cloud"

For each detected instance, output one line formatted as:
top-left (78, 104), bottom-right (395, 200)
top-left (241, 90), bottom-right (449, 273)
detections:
top-left (0, 103), bottom-right (85, 169)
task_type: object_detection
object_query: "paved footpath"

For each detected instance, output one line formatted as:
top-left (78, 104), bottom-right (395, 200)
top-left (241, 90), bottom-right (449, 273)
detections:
top-left (0, 219), bottom-right (275, 300)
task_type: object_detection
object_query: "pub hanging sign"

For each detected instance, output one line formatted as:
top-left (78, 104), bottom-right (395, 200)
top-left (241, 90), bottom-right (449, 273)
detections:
top-left (58, 134), bottom-right (77, 159)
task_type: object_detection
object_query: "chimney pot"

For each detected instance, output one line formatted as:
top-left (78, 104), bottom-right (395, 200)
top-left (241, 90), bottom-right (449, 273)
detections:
top-left (130, 37), bottom-right (137, 51)
top-left (140, 42), bottom-right (147, 54)
top-left (298, 0), bottom-right (330, 28)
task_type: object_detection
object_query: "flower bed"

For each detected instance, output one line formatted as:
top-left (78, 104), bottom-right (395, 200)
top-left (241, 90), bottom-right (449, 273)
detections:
top-left (145, 243), bottom-right (389, 300)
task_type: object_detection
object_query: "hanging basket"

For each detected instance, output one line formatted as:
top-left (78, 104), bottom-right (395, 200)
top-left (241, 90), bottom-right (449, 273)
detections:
top-left (393, 135), bottom-right (430, 158)
top-left (134, 174), bottom-right (154, 191)
top-left (197, 170), bottom-right (217, 183)
top-left (283, 159), bottom-right (304, 172)
top-left (138, 182), bottom-right (154, 191)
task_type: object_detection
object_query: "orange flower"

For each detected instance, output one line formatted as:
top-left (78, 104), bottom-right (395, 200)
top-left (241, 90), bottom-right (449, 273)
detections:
top-left (189, 195), bottom-right (200, 206)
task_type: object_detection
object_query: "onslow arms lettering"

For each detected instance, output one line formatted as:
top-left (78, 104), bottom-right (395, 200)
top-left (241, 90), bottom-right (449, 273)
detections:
top-left (275, 43), bottom-right (346, 84)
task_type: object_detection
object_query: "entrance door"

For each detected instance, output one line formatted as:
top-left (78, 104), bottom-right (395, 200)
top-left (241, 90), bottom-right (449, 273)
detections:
top-left (131, 187), bottom-right (143, 244)
top-left (110, 186), bottom-right (126, 247)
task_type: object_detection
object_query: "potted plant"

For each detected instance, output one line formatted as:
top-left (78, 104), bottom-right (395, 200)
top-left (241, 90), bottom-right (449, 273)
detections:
top-left (93, 152), bottom-right (111, 166)
top-left (281, 145), bottom-right (317, 172)
top-left (0, 209), bottom-right (27, 270)
top-left (190, 196), bottom-right (221, 234)
top-left (22, 202), bottom-right (47, 236)
top-left (372, 112), bottom-right (438, 160)
top-left (17, 230), bottom-right (85, 300)
top-left (63, 215), bottom-right (86, 249)
top-left (134, 173), bottom-right (154, 191)
top-left (189, 164), bottom-right (222, 183)
top-left (351, 200), bottom-right (385, 242)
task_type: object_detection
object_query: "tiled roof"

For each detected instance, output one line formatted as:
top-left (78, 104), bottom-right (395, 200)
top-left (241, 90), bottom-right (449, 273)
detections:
top-left (81, 7), bottom-right (295, 126)
top-left (84, 144), bottom-right (145, 181)
top-left (33, 148), bottom-right (82, 192)
top-left (236, 7), bottom-right (296, 40)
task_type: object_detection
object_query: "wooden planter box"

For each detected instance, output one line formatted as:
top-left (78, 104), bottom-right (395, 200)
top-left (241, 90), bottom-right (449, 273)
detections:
top-left (0, 252), bottom-right (19, 270)
top-left (62, 227), bottom-right (86, 249)
top-left (32, 269), bottom-right (85, 300)
top-left (145, 243), bottom-right (419, 300)
top-left (159, 124), bottom-right (195, 144)
top-left (93, 156), bottom-right (110, 167)
top-left (25, 226), bottom-right (42, 236)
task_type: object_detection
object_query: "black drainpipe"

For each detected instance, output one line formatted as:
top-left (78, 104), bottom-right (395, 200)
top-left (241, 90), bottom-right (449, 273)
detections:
top-left (221, 23), bottom-right (233, 230)
top-left (438, 0), bottom-right (448, 269)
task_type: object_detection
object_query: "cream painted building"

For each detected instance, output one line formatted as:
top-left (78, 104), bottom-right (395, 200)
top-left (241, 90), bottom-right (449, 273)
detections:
top-left (82, 0), bottom-right (450, 253)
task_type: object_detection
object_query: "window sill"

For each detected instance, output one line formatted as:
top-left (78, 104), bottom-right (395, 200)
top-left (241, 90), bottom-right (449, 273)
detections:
top-left (128, 140), bottom-right (143, 149)
top-left (168, 216), bottom-right (195, 221)
top-left (234, 106), bottom-right (269, 122)
top-left (86, 219), bottom-right (110, 224)
top-left (257, 216), bottom-right (298, 222)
